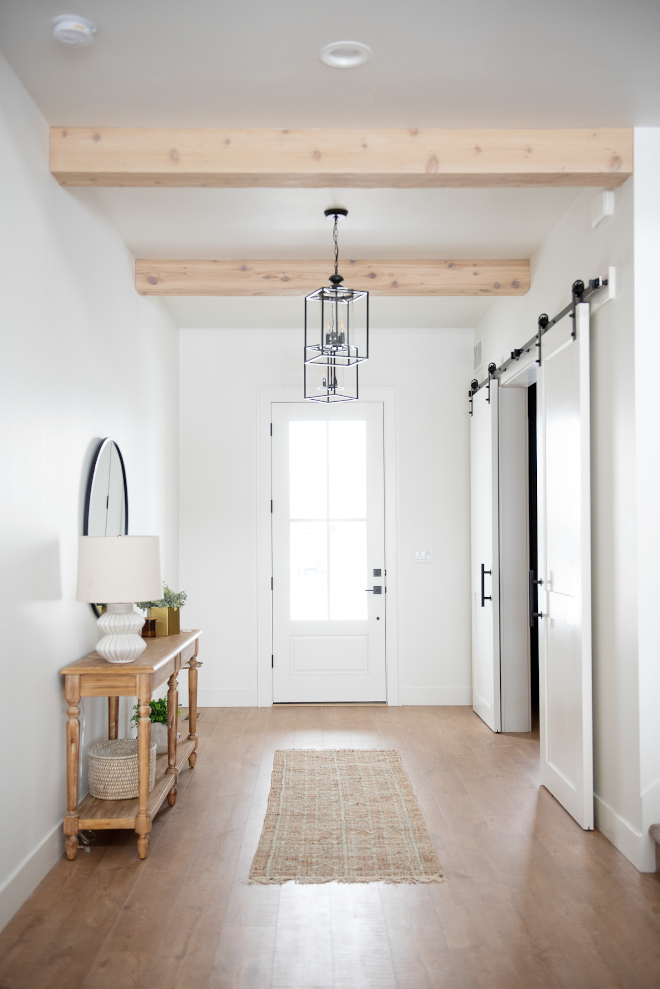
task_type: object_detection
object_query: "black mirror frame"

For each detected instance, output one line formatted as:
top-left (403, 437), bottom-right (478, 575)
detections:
top-left (83, 438), bottom-right (129, 617)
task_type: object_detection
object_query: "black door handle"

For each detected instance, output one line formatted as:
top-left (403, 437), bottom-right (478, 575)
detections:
top-left (480, 564), bottom-right (491, 607)
top-left (528, 570), bottom-right (543, 624)
top-left (365, 586), bottom-right (382, 594)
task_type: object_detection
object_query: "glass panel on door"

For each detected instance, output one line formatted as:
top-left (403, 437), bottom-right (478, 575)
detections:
top-left (289, 421), bottom-right (368, 623)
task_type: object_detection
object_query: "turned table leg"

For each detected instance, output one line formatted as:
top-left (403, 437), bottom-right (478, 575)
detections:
top-left (187, 646), bottom-right (199, 768)
top-left (64, 675), bottom-right (81, 861)
top-left (166, 670), bottom-right (178, 805)
top-left (108, 696), bottom-right (119, 740)
top-left (135, 674), bottom-right (152, 860)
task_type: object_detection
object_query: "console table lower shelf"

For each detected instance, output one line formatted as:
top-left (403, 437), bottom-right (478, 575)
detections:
top-left (60, 629), bottom-right (202, 862)
top-left (77, 738), bottom-right (196, 831)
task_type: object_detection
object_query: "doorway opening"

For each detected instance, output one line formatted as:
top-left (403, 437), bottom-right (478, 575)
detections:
top-left (527, 383), bottom-right (539, 716)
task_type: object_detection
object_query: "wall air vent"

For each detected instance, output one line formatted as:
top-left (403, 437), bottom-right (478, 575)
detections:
top-left (473, 337), bottom-right (483, 373)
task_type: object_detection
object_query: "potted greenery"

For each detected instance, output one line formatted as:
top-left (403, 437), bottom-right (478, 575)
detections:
top-left (131, 697), bottom-right (181, 754)
top-left (136, 583), bottom-right (187, 636)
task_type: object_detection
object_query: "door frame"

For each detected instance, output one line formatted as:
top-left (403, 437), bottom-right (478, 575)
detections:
top-left (257, 387), bottom-right (400, 707)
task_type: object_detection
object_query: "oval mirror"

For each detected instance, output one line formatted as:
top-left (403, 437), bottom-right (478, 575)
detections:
top-left (83, 438), bottom-right (128, 615)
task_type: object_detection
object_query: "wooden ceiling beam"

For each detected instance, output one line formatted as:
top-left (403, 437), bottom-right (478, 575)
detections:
top-left (51, 128), bottom-right (632, 188)
top-left (135, 258), bottom-right (530, 296)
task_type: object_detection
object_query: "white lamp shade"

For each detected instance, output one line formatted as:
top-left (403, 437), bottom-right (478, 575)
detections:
top-left (77, 536), bottom-right (162, 603)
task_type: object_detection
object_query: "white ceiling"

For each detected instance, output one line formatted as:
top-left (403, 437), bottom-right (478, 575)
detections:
top-left (161, 295), bottom-right (501, 330)
top-left (1, 0), bottom-right (658, 127)
top-left (90, 186), bottom-right (582, 260)
top-left (87, 184), bottom-right (582, 327)
top-left (2, 0), bottom-right (651, 328)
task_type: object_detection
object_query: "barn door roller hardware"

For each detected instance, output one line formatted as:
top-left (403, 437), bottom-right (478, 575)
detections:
top-left (468, 379), bottom-right (478, 416)
top-left (468, 275), bottom-right (608, 406)
top-left (536, 314), bottom-right (549, 366)
top-left (486, 363), bottom-right (497, 404)
top-left (570, 279), bottom-right (585, 340)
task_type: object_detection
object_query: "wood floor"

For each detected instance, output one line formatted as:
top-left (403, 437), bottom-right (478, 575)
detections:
top-left (1, 705), bottom-right (659, 989)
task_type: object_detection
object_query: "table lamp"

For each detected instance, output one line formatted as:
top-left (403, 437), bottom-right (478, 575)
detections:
top-left (77, 536), bottom-right (162, 664)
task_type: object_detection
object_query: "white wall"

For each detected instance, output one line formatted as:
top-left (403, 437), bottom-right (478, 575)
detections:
top-left (633, 129), bottom-right (660, 865)
top-left (179, 325), bottom-right (473, 708)
top-left (475, 180), bottom-right (650, 867)
top-left (0, 54), bottom-right (179, 930)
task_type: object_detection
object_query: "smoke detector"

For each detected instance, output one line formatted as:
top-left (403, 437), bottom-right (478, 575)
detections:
top-left (320, 41), bottom-right (372, 68)
top-left (52, 14), bottom-right (97, 46)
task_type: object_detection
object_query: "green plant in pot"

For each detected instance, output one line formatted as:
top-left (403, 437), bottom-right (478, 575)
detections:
top-left (131, 697), bottom-right (182, 754)
top-left (136, 583), bottom-right (187, 636)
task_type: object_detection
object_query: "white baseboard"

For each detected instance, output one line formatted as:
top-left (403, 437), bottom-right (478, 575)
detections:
top-left (0, 822), bottom-right (64, 934)
top-left (594, 793), bottom-right (656, 872)
top-left (199, 686), bottom-right (473, 708)
top-left (399, 686), bottom-right (472, 706)
top-left (198, 687), bottom-right (259, 707)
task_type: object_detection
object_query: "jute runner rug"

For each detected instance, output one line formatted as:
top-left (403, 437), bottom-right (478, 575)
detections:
top-left (249, 749), bottom-right (445, 884)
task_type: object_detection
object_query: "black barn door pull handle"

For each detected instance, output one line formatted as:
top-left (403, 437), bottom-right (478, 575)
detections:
top-left (481, 564), bottom-right (491, 607)
top-left (529, 570), bottom-right (544, 624)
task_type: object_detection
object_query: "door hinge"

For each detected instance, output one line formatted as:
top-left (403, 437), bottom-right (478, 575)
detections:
top-left (270, 423), bottom-right (272, 436)
top-left (271, 654), bottom-right (274, 668)
top-left (270, 500), bottom-right (273, 513)
top-left (271, 576), bottom-right (273, 590)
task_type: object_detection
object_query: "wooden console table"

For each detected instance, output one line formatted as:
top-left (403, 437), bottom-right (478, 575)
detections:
top-left (60, 629), bottom-right (202, 861)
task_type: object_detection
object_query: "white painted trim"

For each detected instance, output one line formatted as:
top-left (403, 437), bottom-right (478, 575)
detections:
top-left (0, 821), bottom-right (64, 934)
top-left (499, 349), bottom-right (537, 388)
top-left (380, 388), bottom-right (401, 706)
top-left (256, 387), bottom-right (400, 706)
top-left (578, 302), bottom-right (594, 831)
top-left (198, 687), bottom-right (259, 707)
top-left (641, 774), bottom-right (660, 798)
top-left (589, 266), bottom-right (616, 314)
top-left (400, 687), bottom-right (472, 706)
top-left (641, 775), bottom-right (660, 873)
top-left (257, 387), bottom-right (297, 705)
top-left (594, 794), bottom-right (655, 873)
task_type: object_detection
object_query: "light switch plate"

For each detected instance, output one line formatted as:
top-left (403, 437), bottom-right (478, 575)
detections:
top-left (413, 549), bottom-right (433, 563)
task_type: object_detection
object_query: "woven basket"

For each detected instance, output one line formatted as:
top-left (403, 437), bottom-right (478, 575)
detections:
top-left (89, 739), bottom-right (156, 800)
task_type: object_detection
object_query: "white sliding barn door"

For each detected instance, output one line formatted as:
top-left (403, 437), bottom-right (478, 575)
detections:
top-left (471, 382), bottom-right (501, 731)
top-left (537, 303), bottom-right (593, 829)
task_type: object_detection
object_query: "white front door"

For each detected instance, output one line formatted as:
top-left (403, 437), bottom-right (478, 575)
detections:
top-left (537, 302), bottom-right (593, 829)
top-left (470, 382), bottom-right (501, 731)
top-left (271, 402), bottom-right (386, 703)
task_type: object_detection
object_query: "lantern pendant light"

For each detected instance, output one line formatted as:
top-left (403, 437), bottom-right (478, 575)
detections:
top-left (304, 208), bottom-right (369, 403)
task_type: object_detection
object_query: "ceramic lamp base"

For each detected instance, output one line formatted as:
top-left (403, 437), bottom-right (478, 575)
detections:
top-left (96, 604), bottom-right (146, 664)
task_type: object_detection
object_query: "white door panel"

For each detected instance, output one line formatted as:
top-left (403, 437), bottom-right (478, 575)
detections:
top-left (272, 402), bottom-right (386, 703)
top-left (290, 635), bottom-right (368, 673)
top-left (538, 302), bottom-right (593, 829)
top-left (471, 383), bottom-right (501, 731)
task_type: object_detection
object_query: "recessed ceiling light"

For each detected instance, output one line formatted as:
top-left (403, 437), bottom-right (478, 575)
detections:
top-left (52, 14), bottom-right (97, 46)
top-left (320, 41), bottom-right (372, 69)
